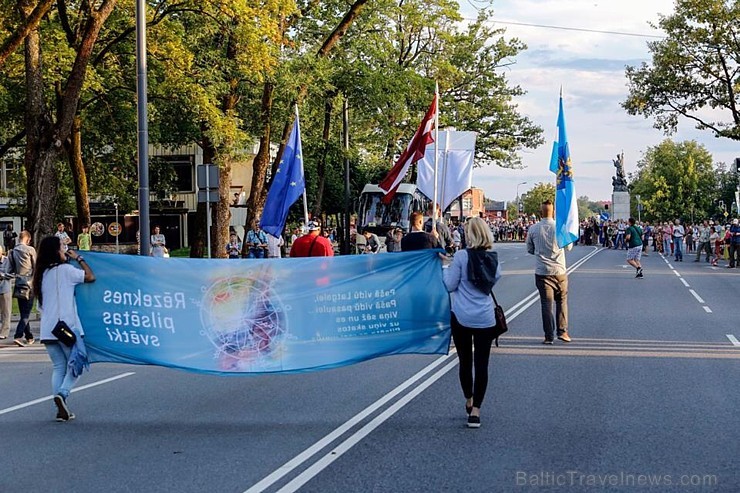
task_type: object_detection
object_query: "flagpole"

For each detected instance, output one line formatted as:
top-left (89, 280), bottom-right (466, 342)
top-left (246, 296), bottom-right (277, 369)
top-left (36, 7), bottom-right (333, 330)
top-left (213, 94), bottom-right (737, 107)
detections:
top-left (432, 82), bottom-right (440, 233)
top-left (296, 104), bottom-right (309, 227)
top-left (440, 129), bottom-right (450, 216)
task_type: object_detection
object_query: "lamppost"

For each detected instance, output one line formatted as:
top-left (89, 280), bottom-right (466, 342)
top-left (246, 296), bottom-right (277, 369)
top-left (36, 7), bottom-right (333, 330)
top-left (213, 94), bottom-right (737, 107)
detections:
top-left (516, 181), bottom-right (527, 217)
top-left (114, 202), bottom-right (120, 254)
top-left (636, 194), bottom-right (641, 223)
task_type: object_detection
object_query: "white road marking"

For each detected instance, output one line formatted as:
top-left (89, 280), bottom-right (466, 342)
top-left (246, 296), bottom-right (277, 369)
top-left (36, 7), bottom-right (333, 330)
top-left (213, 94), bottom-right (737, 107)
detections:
top-left (0, 372), bottom-right (135, 416)
top-left (727, 335), bottom-right (740, 346)
top-left (276, 359), bottom-right (460, 493)
top-left (244, 246), bottom-right (602, 493)
top-left (673, 270), bottom-right (681, 277)
top-left (703, 306), bottom-right (712, 313)
top-left (680, 278), bottom-right (690, 287)
top-left (689, 289), bottom-right (705, 304)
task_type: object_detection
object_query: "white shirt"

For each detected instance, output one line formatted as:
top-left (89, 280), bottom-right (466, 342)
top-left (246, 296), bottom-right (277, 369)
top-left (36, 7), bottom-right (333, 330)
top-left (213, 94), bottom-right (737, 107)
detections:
top-left (266, 233), bottom-right (284, 258)
top-left (39, 263), bottom-right (85, 340)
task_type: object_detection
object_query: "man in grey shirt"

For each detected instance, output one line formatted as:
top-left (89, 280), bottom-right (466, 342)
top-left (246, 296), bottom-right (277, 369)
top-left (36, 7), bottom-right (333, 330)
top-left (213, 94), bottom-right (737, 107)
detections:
top-left (526, 200), bottom-right (572, 344)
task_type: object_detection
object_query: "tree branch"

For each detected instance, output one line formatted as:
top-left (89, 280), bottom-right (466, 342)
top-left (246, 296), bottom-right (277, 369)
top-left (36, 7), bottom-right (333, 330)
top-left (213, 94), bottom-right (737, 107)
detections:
top-left (0, 0), bottom-right (55, 66)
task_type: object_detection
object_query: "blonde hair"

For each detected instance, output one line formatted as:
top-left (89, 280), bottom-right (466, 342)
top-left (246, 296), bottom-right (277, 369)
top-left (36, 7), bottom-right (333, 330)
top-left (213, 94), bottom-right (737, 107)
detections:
top-left (465, 217), bottom-right (493, 250)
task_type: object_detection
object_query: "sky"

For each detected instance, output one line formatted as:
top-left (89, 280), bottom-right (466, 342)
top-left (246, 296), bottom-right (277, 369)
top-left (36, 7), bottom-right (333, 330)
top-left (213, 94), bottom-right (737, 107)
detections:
top-left (460, 0), bottom-right (738, 203)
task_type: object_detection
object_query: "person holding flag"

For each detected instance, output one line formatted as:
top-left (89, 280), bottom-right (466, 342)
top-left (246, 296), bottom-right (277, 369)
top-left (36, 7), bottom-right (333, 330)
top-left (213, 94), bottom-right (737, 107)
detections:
top-left (261, 107), bottom-right (308, 240)
top-left (526, 92), bottom-right (577, 345)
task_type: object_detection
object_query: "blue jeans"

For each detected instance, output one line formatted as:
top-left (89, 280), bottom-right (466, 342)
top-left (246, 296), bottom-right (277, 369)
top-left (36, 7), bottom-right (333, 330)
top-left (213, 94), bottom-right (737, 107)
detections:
top-left (248, 248), bottom-right (265, 259)
top-left (45, 342), bottom-right (80, 399)
top-left (13, 296), bottom-right (34, 340)
top-left (663, 237), bottom-right (672, 255)
top-left (673, 238), bottom-right (683, 260)
top-left (535, 274), bottom-right (569, 341)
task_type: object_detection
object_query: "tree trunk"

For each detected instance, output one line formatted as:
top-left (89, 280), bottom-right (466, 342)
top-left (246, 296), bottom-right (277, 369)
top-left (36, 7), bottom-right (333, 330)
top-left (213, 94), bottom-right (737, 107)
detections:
top-left (246, 0), bottom-right (370, 235)
top-left (213, 156), bottom-right (231, 259)
top-left (313, 94), bottom-right (334, 216)
top-left (67, 116), bottom-right (90, 227)
top-left (243, 80), bottom-right (274, 249)
top-left (21, 0), bottom-right (55, 245)
top-left (20, 0), bottom-right (117, 244)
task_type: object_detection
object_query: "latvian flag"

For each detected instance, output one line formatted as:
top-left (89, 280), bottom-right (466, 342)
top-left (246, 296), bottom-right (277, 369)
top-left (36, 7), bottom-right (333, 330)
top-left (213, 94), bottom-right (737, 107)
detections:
top-left (379, 94), bottom-right (438, 199)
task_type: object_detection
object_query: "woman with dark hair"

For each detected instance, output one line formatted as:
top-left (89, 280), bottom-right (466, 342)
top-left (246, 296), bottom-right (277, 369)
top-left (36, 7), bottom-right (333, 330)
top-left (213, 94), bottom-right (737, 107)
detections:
top-left (34, 236), bottom-right (95, 421)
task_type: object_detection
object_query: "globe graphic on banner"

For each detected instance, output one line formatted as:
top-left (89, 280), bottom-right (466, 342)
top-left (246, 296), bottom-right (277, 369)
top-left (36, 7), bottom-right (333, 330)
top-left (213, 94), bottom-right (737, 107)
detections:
top-left (200, 276), bottom-right (287, 370)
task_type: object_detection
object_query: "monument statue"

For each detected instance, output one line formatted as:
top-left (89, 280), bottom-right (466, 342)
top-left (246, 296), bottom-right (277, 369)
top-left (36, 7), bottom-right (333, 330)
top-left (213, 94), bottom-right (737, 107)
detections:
top-left (612, 153), bottom-right (628, 192)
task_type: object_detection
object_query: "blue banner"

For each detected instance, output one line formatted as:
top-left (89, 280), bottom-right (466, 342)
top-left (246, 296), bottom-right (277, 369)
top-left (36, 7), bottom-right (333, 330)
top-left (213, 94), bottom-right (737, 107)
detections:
top-left (75, 251), bottom-right (450, 375)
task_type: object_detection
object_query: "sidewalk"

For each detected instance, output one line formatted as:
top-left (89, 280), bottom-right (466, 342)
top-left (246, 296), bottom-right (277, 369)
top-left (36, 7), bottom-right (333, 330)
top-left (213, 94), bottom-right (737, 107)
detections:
top-left (0, 314), bottom-right (40, 347)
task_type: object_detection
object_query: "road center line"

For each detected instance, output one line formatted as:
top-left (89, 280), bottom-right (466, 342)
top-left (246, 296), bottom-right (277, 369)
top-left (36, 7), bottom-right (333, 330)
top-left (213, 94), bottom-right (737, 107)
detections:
top-left (276, 360), bottom-right (460, 493)
top-left (727, 335), bottom-right (740, 346)
top-left (689, 289), bottom-right (705, 304)
top-left (0, 372), bottom-right (135, 416)
top-left (680, 278), bottom-right (690, 287)
top-left (703, 306), bottom-right (713, 313)
top-left (244, 246), bottom-right (601, 493)
top-left (673, 270), bottom-right (681, 277)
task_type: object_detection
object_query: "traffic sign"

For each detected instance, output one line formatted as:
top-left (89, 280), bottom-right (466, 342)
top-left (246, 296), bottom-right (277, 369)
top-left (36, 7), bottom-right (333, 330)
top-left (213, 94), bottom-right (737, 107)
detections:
top-left (600, 212), bottom-right (610, 221)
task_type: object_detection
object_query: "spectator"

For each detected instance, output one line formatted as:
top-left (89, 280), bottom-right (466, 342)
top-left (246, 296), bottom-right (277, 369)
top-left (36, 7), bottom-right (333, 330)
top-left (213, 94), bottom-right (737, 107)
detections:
top-left (289, 221), bottom-right (334, 257)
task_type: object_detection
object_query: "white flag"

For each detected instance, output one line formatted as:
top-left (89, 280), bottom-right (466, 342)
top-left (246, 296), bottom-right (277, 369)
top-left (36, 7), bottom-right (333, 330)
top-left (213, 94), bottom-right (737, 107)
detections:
top-left (417, 131), bottom-right (476, 212)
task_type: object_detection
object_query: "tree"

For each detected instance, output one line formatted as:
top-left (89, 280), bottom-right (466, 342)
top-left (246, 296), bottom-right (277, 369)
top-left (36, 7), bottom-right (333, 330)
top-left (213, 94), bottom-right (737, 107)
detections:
top-left (21, 0), bottom-right (117, 245)
top-left (521, 182), bottom-right (555, 218)
top-left (623, 0), bottom-right (740, 141)
top-left (628, 140), bottom-right (716, 222)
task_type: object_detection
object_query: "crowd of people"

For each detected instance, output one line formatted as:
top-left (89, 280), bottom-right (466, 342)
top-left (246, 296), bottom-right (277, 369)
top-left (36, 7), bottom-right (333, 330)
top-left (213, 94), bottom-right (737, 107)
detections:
top-left (575, 217), bottom-right (740, 268)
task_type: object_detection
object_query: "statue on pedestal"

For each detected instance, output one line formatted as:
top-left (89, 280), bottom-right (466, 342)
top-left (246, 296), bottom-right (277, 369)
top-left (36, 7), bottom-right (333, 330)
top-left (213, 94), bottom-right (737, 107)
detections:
top-left (612, 153), bottom-right (628, 192)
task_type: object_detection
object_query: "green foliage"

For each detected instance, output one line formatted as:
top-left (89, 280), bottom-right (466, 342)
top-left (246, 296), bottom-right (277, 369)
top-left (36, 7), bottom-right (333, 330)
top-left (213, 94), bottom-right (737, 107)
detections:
top-left (623, 0), bottom-right (740, 141)
top-left (521, 182), bottom-right (555, 218)
top-left (628, 140), bottom-right (717, 222)
top-left (1, 0), bottom-right (544, 229)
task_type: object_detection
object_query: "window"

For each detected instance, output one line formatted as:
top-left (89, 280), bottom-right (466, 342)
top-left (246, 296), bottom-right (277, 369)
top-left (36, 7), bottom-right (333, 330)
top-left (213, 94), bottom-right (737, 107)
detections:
top-left (159, 155), bottom-right (194, 193)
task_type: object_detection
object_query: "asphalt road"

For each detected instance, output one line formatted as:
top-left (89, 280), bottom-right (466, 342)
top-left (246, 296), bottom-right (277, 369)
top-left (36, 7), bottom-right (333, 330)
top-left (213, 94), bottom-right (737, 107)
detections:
top-left (1, 244), bottom-right (738, 493)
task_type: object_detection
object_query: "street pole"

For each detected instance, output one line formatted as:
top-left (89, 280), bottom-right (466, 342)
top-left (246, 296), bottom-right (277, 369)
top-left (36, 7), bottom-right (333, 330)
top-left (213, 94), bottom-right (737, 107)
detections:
top-left (342, 98), bottom-right (350, 255)
top-left (114, 202), bottom-right (119, 254)
top-left (636, 194), bottom-right (641, 223)
top-left (136, 0), bottom-right (150, 256)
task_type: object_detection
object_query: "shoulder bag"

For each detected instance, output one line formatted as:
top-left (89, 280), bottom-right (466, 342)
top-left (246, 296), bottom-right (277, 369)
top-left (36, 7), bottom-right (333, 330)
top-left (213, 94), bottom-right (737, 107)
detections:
top-left (11, 249), bottom-right (34, 300)
top-left (491, 290), bottom-right (508, 347)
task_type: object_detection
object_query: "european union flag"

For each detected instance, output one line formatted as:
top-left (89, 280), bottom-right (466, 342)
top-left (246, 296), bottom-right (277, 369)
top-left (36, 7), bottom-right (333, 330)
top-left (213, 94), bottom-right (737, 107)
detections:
top-left (260, 111), bottom-right (306, 237)
top-left (548, 93), bottom-right (579, 248)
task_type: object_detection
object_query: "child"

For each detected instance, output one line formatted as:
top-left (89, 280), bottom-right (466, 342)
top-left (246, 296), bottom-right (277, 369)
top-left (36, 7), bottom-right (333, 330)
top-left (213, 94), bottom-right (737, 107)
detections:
top-left (78, 225), bottom-right (92, 251)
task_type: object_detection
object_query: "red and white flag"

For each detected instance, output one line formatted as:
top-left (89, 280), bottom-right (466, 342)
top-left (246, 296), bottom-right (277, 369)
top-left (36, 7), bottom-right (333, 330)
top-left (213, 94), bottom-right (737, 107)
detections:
top-left (379, 94), bottom-right (438, 198)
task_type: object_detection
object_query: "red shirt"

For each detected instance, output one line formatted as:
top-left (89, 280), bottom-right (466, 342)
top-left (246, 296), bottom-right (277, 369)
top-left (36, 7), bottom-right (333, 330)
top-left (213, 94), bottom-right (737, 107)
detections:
top-left (289, 233), bottom-right (334, 257)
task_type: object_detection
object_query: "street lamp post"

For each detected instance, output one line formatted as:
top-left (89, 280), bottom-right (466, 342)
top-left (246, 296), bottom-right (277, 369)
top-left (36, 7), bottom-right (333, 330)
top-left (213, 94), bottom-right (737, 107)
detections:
top-left (114, 202), bottom-right (119, 254)
top-left (516, 181), bottom-right (527, 217)
top-left (636, 194), bottom-right (641, 223)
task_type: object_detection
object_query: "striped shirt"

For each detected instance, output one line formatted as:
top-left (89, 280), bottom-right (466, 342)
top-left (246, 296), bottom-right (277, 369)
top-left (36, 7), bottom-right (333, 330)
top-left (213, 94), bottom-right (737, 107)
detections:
top-left (526, 218), bottom-right (570, 276)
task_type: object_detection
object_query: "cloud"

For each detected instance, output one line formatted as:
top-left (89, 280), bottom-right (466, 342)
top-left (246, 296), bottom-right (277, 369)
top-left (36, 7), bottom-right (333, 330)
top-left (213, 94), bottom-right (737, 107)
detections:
top-left (459, 0), bottom-right (738, 203)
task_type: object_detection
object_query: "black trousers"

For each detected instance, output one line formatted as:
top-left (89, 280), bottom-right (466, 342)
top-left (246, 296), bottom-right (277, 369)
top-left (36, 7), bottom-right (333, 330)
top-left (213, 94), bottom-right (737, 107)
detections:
top-left (451, 313), bottom-right (495, 408)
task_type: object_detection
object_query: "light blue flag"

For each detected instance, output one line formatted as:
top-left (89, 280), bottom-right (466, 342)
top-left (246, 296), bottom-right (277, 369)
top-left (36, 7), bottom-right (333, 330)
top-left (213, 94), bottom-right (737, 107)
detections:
top-left (75, 251), bottom-right (451, 375)
top-left (260, 111), bottom-right (305, 237)
top-left (548, 93), bottom-right (579, 247)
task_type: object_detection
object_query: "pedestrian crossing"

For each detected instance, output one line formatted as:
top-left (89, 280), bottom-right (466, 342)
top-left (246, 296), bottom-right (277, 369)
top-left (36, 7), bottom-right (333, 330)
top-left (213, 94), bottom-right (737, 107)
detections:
top-left (494, 336), bottom-right (740, 360)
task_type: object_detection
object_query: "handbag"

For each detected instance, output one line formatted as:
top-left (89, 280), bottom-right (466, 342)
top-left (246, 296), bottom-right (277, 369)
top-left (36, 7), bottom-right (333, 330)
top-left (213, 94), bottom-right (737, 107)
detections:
top-left (491, 290), bottom-right (508, 347)
top-left (52, 320), bottom-right (76, 347)
top-left (13, 275), bottom-right (32, 300)
top-left (10, 250), bottom-right (34, 300)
